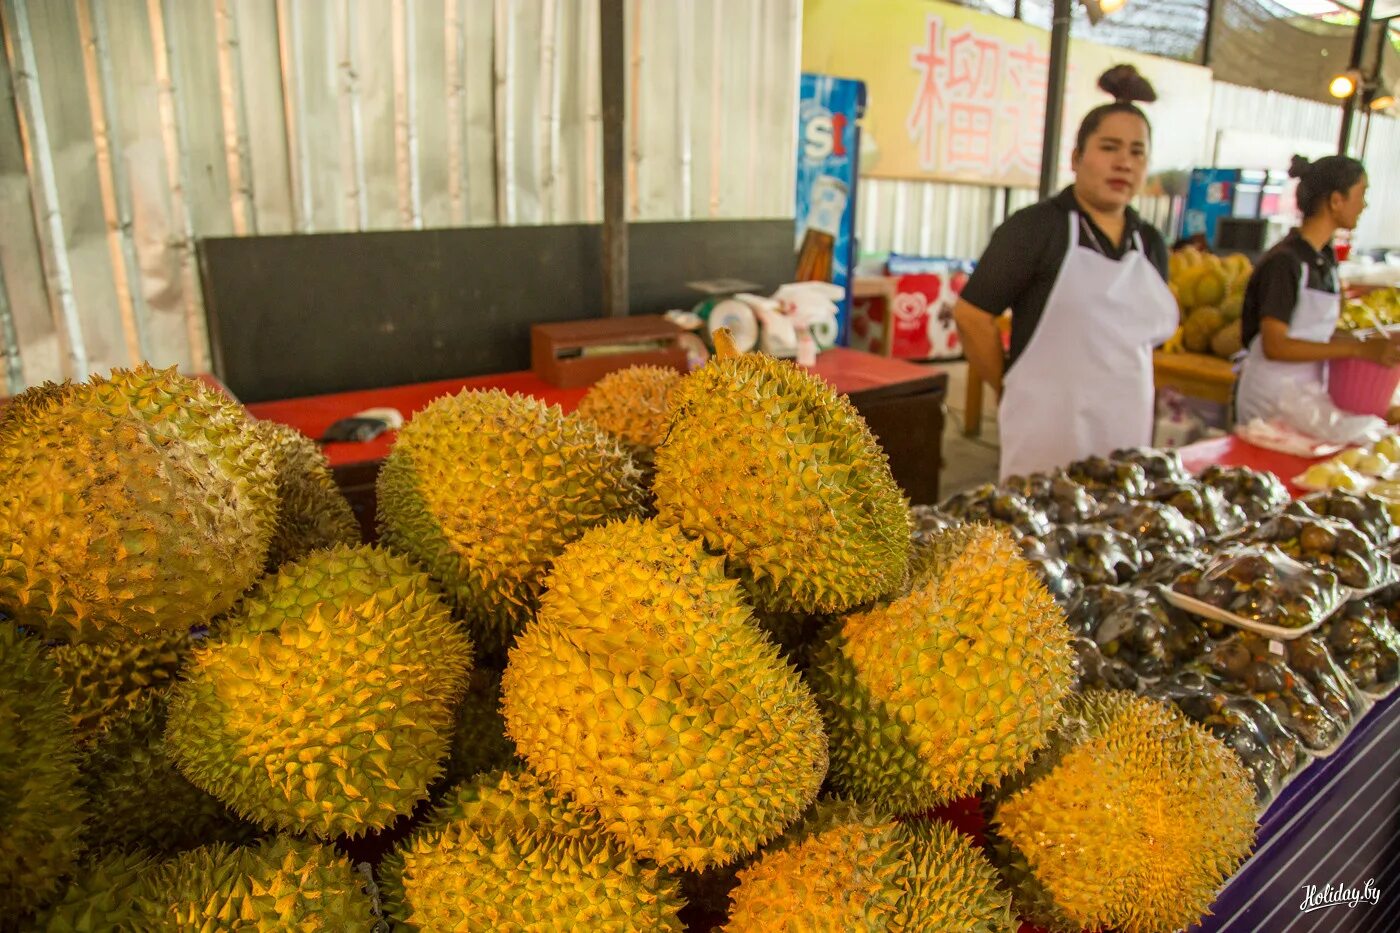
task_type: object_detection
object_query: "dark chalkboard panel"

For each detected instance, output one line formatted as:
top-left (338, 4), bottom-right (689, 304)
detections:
top-left (199, 220), bottom-right (795, 403)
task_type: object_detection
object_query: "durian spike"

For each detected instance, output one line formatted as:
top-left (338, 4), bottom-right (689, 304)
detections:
top-left (713, 327), bottom-right (740, 360)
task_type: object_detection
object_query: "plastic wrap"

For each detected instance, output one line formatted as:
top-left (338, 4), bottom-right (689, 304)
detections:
top-left (939, 484), bottom-right (1052, 537)
top-left (908, 505), bottom-right (956, 541)
top-left (1042, 525), bottom-right (1145, 587)
top-left (1002, 471), bottom-right (1100, 525)
top-left (1284, 632), bottom-right (1369, 720)
top-left (1018, 534), bottom-right (1081, 606)
top-left (1070, 636), bottom-right (1141, 693)
top-left (1169, 545), bottom-right (1345, 636)
top-left (1065, 455), bottom-right (1152, 498)
top-left (1110, 445), bottom-right (1193, 491)
top-left (1066, 584), bottom-right (1137, 638)
top-left (1199, 635), bottom-right (1350, 753)
top-left (1326, 600), bottom-right (1400, 697)
top-left (1287, 490), bottom-right (1398, 549)
top-left (1158, 483), bottom-right (1249, 539)
top-left (1247, 513), bottom-right (1398, 593)
top-left (1275, 381), bottom-right (1389, 447)
top-left (1095, 499), bottom-right (1206, 551)
top-left (1090, 587), bottom-right (1212, 680)
top-left (1198, 464), bottom-right (1290, 523)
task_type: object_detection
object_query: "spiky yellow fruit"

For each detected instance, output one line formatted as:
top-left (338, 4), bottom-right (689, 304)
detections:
top-left (0, 379), bottom-right (73, 436)
top-left (0, 367), bottom-right (275, 643)
top-left (80, 693), bottom-right (255, 857)
top-left (575, 364), bottom-right (682, 466)
top-left (381, 769), bottom-right (685, 931)
top-left (502, 518), bottom-right (828, 870)
top-left (652, 332), bottom-right (909, 614)
top-left (992, 691), bottom-right (1257, 933)
top-left (0, 627), bottom-right (87, 919)
top-left (166, 545), bottom-right (473, 839)
top-left (377, 389), bottom-right (645, 653)
top-left (38, 849), bottom-right (155, 932)
top-left (809, 524), bottom-right (1074, 813)
top-left (253, 420), bottom-right (360, 569)
top-left (724, 800), bottom-right (1014, 931)
top-left (51, 630), bottom-right (196, 743)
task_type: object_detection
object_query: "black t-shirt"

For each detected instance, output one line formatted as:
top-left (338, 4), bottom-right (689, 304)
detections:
top-left (1240, 230), bottom-right (1339, 349)
top-left (960, 186), bottom-right (1169, 371)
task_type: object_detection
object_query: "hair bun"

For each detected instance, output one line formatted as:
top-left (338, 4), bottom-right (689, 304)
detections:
top-left (1097, 64), bottom-right (1157, 104)
top-left (1288, 154), bottom-right (1312, 179)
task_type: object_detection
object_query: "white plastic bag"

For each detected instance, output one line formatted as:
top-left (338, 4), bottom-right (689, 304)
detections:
top-left (1275, 382), bottom-right (1389, 447)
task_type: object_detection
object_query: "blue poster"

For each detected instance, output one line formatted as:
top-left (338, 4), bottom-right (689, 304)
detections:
top-left (796, 73), bottom-right (865, 345)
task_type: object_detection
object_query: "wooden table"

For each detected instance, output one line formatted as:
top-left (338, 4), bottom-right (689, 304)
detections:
top-left (247, 348), bottom-right (950, 538)
top-left (1153, 349), bottom-right (1237, 407)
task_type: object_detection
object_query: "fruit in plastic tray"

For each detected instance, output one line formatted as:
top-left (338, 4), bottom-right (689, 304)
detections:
top-left (939, 484), bottom-right (1053, 537)
top-left (1018, 534), bottom-right (1081, 607)
top-left (1070, 636), bottom-right (1140, 692)
top-left (1334, 447), bottom-right (1391, 477)
top-left (1202, 637), bottom-right (1348, 751)
top-left (1091, 589), bottom-right (1213, 680)
top-left (1098, 500), bottom-right (1206, 551)
top-left (1325, 600), bottom-right (1400, 694)
top-left (1160, 483), bottom-right (1249, 539)
top-left (1299, 461), bottom-right (1367, 492)
top-left (1065, 455), bottom-right (1151, 497)
top-left (1198, 464), bottom-right (1290, 523)
top-left (1044, 525), bottom-right (1144, 587)
top-left (1375, 434), bottom-right (1400, 463)
top-left (1249, 513), bottom-right (1390, 591)
top-left (1171, 546), bottom-right (1342, 631)
top-left (1287, 491), bottom-right (1396, 548)
top-left (1002, 472), bottom-right (1100, 525)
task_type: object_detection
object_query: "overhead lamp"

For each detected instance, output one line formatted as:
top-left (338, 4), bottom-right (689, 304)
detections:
top-left (1366, 88), bottom-right (1396, 111)
top-left (1082, 0), bottom-right (1128, 26)
top-left (1329, 69), bottom-right (1362, 99)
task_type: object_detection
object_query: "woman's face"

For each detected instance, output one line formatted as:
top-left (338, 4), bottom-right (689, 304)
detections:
top-left (1071, 111), bottom-right (1150, 212)
top-left (1330, 175), bottom-right (1369, 230)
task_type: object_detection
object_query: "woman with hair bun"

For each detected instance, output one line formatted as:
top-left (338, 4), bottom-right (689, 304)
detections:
top-left (953, 65), bottom-right (1177, 480)
top-left (1234, 154), bottom-right (1396, 423)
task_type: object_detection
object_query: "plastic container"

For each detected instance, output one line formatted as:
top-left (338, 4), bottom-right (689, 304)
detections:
top-left (1328, 355), bottom-right (1400, 417)
top-left (1167, 545), bottom-right (1346, 639)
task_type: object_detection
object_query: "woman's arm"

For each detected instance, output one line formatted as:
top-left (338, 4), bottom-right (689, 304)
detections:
top-left (954, 299), bottom-right (1007, 397)
top-left (1260, 318), bottom-right (1400, 365)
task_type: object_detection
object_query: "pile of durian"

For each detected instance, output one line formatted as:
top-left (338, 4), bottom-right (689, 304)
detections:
top-left (1, 341), bottom-right (1257, 932)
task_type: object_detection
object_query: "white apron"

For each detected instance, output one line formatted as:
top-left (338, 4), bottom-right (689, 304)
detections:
top-left (998, 212), bottom-right (1178, 481)
top-left (1235, 260), bottom-right (1339, 424)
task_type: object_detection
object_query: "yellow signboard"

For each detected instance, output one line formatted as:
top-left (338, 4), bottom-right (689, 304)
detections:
top-left (802, 0), bottom-right (1214, 189)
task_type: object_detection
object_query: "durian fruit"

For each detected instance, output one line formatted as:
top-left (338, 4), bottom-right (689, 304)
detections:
top-left (380, 769), bottom-right (685, 931)
top-left (575, 364), bottom-right (682, 472)
top-left (253, 420), bottom-right (361, 569)
top-left (1182, 305), bottom-right (1225, 353)
top-left (37, 849), bottom-right (155, 932)
top-left (652, 329), bottom-right (909, 615)
top-left (724, 800), bottom-right (1014, 931)
top-left (443, 667), bottom-right (518, 786)
top-left (0, 379), bottom-right (73, 435)
top-left (991, 690), bottom-right (1257, 933)
top-left (377, 389), bottom-right (645, 653)
top-left (80, 693), bottom-right (257, 856)
top-left (809, 524), bottom-right (1074, 814)
top-left (502, 518), bottom-right (828, 871)
top-left (0, 374), bottom-right (272, 643)
top-left (51, 630), bottom-right (197, 743)
top-left (166, 545), bottom-right (474, 839)
top-left (0, 626), bottom-right (87, 921)
top-left (1211, 318), bottom-right (1244, 359)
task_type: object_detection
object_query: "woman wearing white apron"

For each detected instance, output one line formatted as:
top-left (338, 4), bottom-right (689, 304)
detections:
top-left (1235, 155), bottom-right (1396, 423)
top-left (954, 66), bottom-right (1178, 480)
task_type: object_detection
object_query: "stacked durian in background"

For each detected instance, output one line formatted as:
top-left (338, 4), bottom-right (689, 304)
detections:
top-left (2, 341), bottom-right (1256, 932)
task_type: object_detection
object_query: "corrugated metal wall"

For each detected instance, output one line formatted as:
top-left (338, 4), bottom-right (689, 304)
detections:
top-left (0, 0), bottom-right (801, 393)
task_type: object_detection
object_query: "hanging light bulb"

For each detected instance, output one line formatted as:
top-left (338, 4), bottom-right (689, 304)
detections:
top-left (1329, 70), bottom-right (1362, 99)
top-left (1082, 0), bottom-right (1129, 25)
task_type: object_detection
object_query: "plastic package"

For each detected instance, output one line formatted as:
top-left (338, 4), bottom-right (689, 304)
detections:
top-left (908, 505), bottom-right (956, 540)
top-left (1324, 600), bottom-right (1400, 697)
top-left (1110, 446), bottom-right (1193, 490)
top-left (1247, 513), bottom-right (1398, 592)
top-left (1198, 635), bottom-right (1350, 753)
top-left (939, 484), bottom-right (1052, 537)
top-left (1065, 455), bottom-right (1152, 498)
top-left (1134, 546), bottom-right (1210, 588)
top-left (1284, 632), bottom-right (1369, 720)
top-left (1169, 545), bottom-right (1345, 636)
top-left (1070, 636), bottom-right (1141, 693)
top-left (1002, 471), bottom-right (1100, 525)
top-left (1157, 483), bottom-right (1249, 539)
top-left (1275, 381), bottom-right (1389, 447)
top-left (1090, 587), bottom-right (1213, 680)
top-left (1043, 525), bottom-right (1144, 587)
top-left (1018, 535), bottom-right (1081, 606)
top-left (1149, 670), bottom-right (1305, 805)
top-left (1065, 584), bottom-right (1137, 638)
top-left (1286, 490), bottom-right (1398, 548)
top-left (1096, 499), bottom-right (1206, 551)
top-left (1197, 464), bottom-right (1290, 523)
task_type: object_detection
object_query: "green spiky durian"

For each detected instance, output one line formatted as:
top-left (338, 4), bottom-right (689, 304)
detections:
top-left (51, 630), bottom-right (196, 743)
top-left (724, 800), bottom-right (1014, 931)
top-left (0, 627), bottom-right (86, 920)
top-left (443, 667), bottom-right (517, 786)
top-left (37, 850), bottom-right (155, 932)
top-left (652, 330), bottom-right (909, 615)
top-left (574, 364), bottom-right (682, 470)
top-left (809, 524), bottom-right (1074, 814)
top-left (991, 691), bottom-right (1257, 933)
top-left (0, 379), bottom-right (73, 435)
top-left (252, 420), bottom-right (360, 569)
top-left (0, 369), bottom-right (274, 643)
top-left (166, 545), bottom-right (473, 839)
top-left (381, 769), bottom-right (684, 931)
top-left (377, 389), bottom-right (645, 653)
top-left (502, 518), bottom-right (827, 871)
top-left (80, 693), bottom-right (256, 857)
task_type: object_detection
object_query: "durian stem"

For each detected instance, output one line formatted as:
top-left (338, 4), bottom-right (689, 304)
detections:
top-left (713, 327), bottom-right (740, 360)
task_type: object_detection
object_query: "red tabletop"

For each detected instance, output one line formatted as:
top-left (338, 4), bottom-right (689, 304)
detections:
top-left (1176, 433), bottom-right (1327, 496)
top-left (244, 348), bottom-right (944, 469)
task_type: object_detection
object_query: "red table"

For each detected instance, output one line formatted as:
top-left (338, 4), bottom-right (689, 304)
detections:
top-left (245, 348), bottom-right (950, 537)
top-left (1177, 434), bottom-right (1326, 496)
